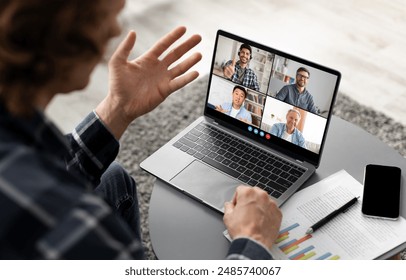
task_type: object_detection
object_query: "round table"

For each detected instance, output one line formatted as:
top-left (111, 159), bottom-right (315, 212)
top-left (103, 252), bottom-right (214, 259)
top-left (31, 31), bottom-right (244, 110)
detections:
top-left (148, 116), bottom-right (406, 259)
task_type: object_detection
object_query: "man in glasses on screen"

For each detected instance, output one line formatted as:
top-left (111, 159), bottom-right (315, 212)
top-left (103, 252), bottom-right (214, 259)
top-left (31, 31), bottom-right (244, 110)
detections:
top-left (275, 67), bottom-right (318, 114)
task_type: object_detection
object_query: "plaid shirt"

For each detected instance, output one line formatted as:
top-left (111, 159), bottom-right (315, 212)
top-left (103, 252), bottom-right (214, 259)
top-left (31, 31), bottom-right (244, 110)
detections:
top-left (0, 102), bottom-right (143, 259)
top-left (0, 102), bottom-right (272, 260)
top-left (223, 60), bottom-right (260, 91)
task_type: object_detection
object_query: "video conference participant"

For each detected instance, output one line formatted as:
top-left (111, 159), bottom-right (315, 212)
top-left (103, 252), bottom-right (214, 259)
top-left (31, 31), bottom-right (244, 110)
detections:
top-left (215, 85), bottom-right (252, 124)
top-left (275, 67), bottom-right (317, 114)
top-left (222, 43), bottom-right (260, 91)
top-left (270, 109), bottom-right (306, 148)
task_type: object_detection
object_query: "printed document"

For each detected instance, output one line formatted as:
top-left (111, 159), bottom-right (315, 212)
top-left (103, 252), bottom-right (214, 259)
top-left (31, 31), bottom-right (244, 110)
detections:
top-left (270, 170), bottom-right (406, 260)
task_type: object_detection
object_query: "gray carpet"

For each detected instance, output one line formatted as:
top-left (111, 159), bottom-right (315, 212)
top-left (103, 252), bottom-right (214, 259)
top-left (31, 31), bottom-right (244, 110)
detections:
top-left (116, 76), bottom-right (406, 260)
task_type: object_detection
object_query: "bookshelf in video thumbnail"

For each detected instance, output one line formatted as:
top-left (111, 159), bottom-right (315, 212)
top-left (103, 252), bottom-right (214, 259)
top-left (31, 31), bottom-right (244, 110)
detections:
top-left (249, 50), bottom-right (275, 93)
top-left (272, 70), bottom-right (295, 84)
top-left (245, 90), bottom-right (266, 127)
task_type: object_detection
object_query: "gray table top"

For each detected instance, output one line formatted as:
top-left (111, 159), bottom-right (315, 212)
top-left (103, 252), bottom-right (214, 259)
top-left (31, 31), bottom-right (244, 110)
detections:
top-left (148, 116), bottom-right (406, 259)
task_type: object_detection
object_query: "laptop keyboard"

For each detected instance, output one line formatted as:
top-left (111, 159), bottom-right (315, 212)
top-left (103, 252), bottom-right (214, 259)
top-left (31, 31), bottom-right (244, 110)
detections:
top-left (172, 123), bottom-right (306, 199)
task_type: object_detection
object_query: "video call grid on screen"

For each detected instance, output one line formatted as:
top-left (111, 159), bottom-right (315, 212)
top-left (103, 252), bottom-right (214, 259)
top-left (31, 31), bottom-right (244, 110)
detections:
top-left (206, 33), bottom-right (339, 155)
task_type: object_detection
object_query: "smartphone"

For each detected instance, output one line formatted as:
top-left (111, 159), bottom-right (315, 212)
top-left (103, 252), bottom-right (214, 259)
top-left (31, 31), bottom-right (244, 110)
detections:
top-left (361, 164), bottom-right (402, 220)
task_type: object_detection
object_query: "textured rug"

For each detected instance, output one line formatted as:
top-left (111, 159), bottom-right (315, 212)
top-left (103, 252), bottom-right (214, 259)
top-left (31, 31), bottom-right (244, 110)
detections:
top-left (116, 76), bottom-right (406, 260)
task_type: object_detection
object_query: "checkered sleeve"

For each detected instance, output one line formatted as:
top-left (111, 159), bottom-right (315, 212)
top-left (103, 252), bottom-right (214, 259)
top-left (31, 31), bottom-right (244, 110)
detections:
top-left (0, 147), bottom-right (143, 259)
top-left (37, 193), bottom-right (143, 259)
top-left (226, 238), bottom-right (273, 260)
top-left (66, 111), bottom-right (119, 186)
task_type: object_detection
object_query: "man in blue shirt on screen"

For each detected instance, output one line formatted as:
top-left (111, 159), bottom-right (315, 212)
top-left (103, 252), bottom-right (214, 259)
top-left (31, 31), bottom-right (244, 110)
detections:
top-left (276, 67), bottom-right (318, 114)
top-left (270, 109), bottom-right (306, 148)
top-left (215, 85), bottom-right (252, 124)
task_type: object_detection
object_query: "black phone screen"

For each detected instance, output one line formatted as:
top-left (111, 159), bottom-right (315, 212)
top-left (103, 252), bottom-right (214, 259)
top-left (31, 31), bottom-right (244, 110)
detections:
top-left (361, 164), bottom-right (401, 219)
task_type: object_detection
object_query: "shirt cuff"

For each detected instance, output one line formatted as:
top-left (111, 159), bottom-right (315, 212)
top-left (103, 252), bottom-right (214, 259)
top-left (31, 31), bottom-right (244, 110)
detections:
top-left (226, 237), bottom-right (273, 260)
top-left (73, 111), bottom-right (119, 174)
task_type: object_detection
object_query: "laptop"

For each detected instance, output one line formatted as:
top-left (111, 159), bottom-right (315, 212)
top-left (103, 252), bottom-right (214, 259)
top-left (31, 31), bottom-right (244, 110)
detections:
top-left (141, 30), bottom-right (341, 213)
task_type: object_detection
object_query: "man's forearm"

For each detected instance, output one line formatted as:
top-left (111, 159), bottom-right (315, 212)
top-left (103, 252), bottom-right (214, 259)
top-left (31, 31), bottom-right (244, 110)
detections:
top-left (95, 96), bottom-right (132, 141)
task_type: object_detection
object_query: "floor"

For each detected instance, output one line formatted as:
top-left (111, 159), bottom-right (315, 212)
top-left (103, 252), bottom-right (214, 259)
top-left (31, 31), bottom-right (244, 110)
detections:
top-left (47, 0), bottom-right (406, 132)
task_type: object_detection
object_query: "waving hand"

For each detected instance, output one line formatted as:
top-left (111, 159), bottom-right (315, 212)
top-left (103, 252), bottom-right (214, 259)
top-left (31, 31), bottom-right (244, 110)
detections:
top-left (96, 26), bottom-right (202, 139)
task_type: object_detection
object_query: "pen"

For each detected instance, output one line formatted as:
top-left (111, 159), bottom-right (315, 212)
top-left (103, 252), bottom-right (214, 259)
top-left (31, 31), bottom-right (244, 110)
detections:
top-left (305, 196), bottom-right (359, 235)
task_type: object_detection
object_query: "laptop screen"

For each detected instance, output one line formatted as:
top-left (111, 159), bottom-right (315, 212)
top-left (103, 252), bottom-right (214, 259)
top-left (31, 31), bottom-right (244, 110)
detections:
top-left (204, 30), bottom-right (341, 167)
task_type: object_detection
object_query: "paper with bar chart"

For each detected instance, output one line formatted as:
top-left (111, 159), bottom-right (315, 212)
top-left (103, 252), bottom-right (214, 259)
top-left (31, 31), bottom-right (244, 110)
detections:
top-left (269, 170), bottom-right (406, 260)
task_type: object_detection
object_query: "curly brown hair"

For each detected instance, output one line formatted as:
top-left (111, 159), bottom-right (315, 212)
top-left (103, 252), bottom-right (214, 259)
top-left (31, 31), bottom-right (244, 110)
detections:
top-left (0, 0), bottom-right (107, 116)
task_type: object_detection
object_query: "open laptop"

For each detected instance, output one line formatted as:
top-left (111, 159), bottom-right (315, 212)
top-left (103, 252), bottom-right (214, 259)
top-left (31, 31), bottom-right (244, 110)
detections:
top-left (141, 30), bottom-right (341, 213)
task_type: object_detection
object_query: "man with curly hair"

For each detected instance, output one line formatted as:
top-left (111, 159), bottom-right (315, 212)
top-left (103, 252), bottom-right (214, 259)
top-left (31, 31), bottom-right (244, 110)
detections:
top-left (0, 0), bottom-right (281, 260)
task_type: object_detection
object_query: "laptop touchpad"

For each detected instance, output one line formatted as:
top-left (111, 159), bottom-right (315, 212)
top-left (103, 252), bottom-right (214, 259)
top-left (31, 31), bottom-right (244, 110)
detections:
top-left (170, 160), bottom-right (239, 212)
